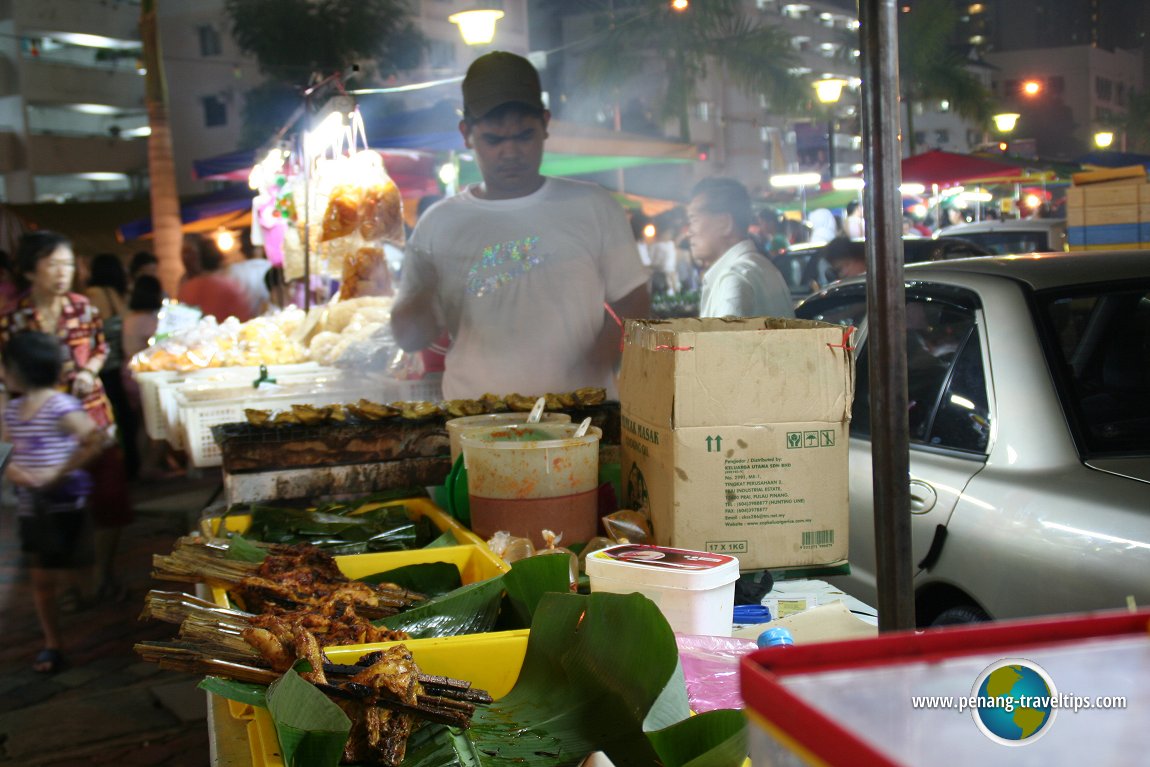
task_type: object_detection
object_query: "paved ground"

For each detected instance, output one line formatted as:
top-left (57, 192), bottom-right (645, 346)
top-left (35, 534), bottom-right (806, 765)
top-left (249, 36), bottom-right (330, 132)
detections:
top-left (0, 472), bottom-right (224, 766)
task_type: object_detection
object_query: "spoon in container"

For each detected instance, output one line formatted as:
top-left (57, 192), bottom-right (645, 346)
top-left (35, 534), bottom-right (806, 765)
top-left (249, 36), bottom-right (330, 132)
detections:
top-left (526, 396), bottom-right (547, 424)
top-left (574, 417), bottom-right (593, 438)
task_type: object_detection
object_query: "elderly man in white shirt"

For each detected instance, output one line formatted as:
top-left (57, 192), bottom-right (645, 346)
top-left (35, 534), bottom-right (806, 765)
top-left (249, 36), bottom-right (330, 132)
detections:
top-left (687, 177), bottom-right (794, 319)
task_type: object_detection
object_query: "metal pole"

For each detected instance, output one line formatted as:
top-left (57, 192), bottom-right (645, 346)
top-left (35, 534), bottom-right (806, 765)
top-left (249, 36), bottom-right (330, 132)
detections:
top-left (858, 0), bottom-right (915, 632)
top-left (826, 115), bottom-right (836, 183)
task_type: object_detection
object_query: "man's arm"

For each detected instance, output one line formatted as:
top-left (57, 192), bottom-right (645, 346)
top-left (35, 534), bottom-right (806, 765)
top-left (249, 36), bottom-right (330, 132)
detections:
top-left (594, 283), bottom-right (650, 371)
top-left (390, 287), bottom-right (441, 352)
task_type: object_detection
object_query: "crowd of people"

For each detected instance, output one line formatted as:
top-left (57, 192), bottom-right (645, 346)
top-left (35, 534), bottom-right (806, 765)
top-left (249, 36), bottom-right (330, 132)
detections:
top-left (0, 226), bottom-right (290, 675)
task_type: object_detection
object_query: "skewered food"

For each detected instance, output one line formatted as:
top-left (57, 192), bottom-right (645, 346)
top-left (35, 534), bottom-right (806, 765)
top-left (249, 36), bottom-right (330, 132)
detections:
top-left (544, 391), bottom-right (577, 410)
top-left (245, 408), bottom-right (272, 426)
top-left (291, 404), bottom-right (332, 426)
top-left (478, 393), bottom-right (508, 412)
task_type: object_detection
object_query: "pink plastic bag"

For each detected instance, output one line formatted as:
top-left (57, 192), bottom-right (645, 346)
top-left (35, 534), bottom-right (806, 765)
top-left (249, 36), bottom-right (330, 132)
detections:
top-left (675, 633), bottom-right (759, 712)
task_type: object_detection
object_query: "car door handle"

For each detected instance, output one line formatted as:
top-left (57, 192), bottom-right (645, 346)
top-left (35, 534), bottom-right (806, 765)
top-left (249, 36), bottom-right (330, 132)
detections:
top-left (909, 479), bottom-right (938, 514)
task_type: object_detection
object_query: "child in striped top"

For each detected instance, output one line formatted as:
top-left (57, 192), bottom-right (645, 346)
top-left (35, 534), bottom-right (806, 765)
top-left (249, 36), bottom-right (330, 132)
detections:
top-left (2, 331), bottom-right (107, 673)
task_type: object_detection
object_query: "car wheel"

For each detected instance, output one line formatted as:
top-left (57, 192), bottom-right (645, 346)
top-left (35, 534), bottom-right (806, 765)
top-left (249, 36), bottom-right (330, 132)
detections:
top-left (931, 605), bottom-right (990, 626)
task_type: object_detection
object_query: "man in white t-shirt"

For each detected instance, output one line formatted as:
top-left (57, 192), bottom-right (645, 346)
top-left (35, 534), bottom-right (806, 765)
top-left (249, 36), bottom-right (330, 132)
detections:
top-left (687, 177), bottom-right (794, 319)
top-left (391, 52), bottom-right (650, 399)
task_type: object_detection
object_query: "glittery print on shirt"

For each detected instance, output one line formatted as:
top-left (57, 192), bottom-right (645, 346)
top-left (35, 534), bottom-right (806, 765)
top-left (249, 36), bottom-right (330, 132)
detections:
top-left (467, 236), bottom-right (543, 297)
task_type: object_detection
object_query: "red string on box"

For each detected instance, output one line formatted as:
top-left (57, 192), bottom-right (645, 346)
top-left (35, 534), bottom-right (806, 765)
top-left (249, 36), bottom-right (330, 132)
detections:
top-left (826, 326), bottom-right (856, 352)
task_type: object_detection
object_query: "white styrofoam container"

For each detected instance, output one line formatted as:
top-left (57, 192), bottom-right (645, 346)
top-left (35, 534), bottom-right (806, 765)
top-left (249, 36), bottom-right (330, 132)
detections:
top-left (586, 544), bottom-right (740, 637)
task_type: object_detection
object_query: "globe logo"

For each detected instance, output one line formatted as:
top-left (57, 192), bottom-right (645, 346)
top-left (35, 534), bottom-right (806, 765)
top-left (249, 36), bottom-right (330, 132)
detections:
top-left (970, 658), bottom-right (1057, 746)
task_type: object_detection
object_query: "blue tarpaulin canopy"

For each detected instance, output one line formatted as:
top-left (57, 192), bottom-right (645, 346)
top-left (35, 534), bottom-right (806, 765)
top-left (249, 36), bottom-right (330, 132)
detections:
top-left (115, 186), bottom-right (254, 242)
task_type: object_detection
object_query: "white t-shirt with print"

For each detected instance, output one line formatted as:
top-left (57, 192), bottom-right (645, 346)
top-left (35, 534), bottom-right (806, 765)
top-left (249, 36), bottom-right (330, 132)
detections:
top-left (399, 178), bottom-right (648, 399)
top-left (699, 239), bottom-right (795, 319)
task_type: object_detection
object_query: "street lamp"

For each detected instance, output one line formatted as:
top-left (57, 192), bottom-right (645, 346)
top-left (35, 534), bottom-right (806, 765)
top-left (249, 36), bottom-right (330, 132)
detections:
top-left (449, 7), bottom-right (505, 46)
top-left (992, 112), bottom-right (1020, 134)
top-left (813, 78), bottom-right (846, 182)
top-left (1094, 131), bottom-right (1115, 149)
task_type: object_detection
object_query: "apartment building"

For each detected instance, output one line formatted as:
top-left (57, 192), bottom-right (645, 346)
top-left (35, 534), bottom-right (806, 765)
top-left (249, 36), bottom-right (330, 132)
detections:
top-left (0, 0), bottom-right (148, 203)
top-left (0, 0), bottom-right (529, 203)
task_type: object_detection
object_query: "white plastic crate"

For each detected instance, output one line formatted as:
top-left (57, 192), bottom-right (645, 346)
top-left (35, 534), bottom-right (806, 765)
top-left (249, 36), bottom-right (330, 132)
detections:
top-left (177, 381), bottom-right (353, 468)
top-left (381, 372), bottom-right (443, 403)
top-left (157, 363), bottom-right (328, 451)
top-left (136, 371), bottom-right (179, 440)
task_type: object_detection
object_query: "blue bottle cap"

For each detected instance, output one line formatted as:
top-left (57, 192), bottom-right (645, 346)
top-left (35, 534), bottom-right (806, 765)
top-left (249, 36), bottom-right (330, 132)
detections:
top-left (733, 604), bottom-right (772, 624)
top-left (757, 627), bottom-right (794, 648)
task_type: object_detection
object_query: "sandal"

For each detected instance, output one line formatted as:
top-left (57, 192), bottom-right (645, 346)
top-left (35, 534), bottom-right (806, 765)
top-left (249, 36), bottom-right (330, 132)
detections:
top-left (33, 648), bottom-right (67, 674)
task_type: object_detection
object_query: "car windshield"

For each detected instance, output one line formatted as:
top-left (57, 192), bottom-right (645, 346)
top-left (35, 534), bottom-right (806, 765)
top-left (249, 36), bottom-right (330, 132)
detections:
top-left (1037, 283), bottom-right (1150, 456)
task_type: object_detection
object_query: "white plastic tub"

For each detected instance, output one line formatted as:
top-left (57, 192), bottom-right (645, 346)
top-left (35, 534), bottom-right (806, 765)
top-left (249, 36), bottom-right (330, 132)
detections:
top-left (586, 544), bottom-right (740, 637)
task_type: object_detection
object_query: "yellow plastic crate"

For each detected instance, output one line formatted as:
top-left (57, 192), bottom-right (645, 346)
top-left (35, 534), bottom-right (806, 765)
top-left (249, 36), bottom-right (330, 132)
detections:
top-left (206, 497), bottom-right (506, 609)
top-left (241, 630), bottom-right (530, 767)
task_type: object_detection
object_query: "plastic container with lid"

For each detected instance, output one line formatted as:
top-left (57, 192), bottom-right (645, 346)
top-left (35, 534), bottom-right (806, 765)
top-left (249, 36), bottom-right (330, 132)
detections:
top-left (586, 543), bottom-right (740, 637)
top-left (445, 411), bottom-right (571, 463)
top-left (461, 422), bottom-right (601, 547)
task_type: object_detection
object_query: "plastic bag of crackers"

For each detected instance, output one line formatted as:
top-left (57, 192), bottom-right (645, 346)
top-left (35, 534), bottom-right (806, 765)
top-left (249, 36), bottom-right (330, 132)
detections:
top-left (311, 111), bottom-right (404, 301)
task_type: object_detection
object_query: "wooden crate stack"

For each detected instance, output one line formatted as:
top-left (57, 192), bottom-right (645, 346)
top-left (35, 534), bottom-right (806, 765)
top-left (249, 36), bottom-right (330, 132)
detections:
top-left (1066, 165), bottom-right (1150, 251)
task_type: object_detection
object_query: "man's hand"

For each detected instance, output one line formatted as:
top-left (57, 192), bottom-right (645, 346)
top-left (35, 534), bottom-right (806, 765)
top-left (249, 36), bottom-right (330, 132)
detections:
top-left (595, 283), bottom-right (651, 371)
top-left (391, 287), bottom-right (442, 352)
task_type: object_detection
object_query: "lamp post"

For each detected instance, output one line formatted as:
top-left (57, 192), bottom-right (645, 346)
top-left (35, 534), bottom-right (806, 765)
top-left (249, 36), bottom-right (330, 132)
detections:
top-left (449, 7), bottom-right (505, 46)
top-left (813, 78), bottom-right (846, 182)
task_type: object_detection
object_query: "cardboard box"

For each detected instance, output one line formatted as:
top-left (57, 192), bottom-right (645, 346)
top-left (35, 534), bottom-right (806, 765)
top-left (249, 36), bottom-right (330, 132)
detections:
top-left (619, 317), bottom-right (854, 570)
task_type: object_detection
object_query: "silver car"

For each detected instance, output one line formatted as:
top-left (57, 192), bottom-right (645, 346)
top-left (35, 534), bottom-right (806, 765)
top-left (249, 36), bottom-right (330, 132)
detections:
top-left (937, 218), bottom-right (1068, 254)
top-left (795, 250), bottom-right (1150, 625)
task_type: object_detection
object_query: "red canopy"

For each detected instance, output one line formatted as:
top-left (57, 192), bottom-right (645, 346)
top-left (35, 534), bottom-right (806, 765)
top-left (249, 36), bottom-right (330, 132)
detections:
top-left (902, 149), bottom-right (1024, 187)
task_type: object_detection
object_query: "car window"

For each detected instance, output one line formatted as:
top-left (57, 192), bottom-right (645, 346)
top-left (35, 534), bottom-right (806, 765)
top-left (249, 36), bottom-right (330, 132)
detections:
top-left (794, 286), bottom-right (867, 329)
top-left (1037, 286), bottom-right (1150, 455)
top-left (927, 333), bottom-right (991, 452)
top-left (952, 231), bottom-right (1047, 255)
top-left (847, 293), bottom-right (988, 453)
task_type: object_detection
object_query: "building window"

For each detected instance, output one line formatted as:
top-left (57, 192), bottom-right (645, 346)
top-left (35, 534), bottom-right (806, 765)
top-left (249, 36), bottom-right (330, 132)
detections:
top-left (198, 25), bottom-right (222, 57)
top-left (202, 95), bottom-right (227, 127)
top-left (1095, 76), bottom-right (1113, 101)
top-left (1116, 82), bottom-right (1126, 106)
top-left (1049, 76), bottom-right (1065, 95)
top-left (935, 129), bottom-right (950, 144)
top-left (427, 39), bottom-right (455, 69)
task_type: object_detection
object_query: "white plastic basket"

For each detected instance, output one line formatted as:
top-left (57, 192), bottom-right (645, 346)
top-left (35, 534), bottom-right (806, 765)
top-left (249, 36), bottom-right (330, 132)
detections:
top-left (381, 373), bottom-right (444, 403)
top-left (176, 381), bottom-right (353, 468)
top-left (157, 363), bottom-right (329, 451)
top-left (136, 371), bottom-right (179, 440)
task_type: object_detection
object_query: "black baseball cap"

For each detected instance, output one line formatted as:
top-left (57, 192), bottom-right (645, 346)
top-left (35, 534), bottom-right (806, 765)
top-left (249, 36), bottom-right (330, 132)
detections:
top-left (462, 51), bottom-right (544, 121)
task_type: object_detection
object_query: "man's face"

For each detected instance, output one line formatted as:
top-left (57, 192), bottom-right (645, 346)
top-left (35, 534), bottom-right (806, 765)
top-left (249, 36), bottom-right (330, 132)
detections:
top-left (460, 110), bottom-right (549, 200)
top-left (686, 195), bottom-right (730, 267)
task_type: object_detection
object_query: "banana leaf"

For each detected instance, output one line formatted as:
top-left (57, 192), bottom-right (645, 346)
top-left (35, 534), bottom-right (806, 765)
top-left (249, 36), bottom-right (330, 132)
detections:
top-left (203, 591), bottom-right (747, 766)
top-left (463, 592), bottom-right (690, 765)
top-left (647, 710), bottom-right (748, 767)
top-left (225, 533), bottom-right (267, 563)
top-left (377, 554), bottom-right (572, 638)
top-left (266, 669), bottom-right (351, 767)
top-left (425, 530), bottom-right (459, 548)
top-left (199, 676), bottom-right (268, 708)
top-left (358, 562), bottom-right (463, 597)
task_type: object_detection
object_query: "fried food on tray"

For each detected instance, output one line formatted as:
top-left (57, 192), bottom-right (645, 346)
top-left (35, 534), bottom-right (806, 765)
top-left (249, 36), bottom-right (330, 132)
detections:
top-left (321, 184), bottom-right (364, 242)
top-left (358, 180), bottom-right (403, 243)
top-left (394, 401), bottom-right (439, 420)
top-left (573, 387), bottom-right (607, 406)
top-left (505, 393), bottom-right (538, 412)
top-left (329, 403), bottom-right (348, 423)
top-left (291, 404), bottom-right (332, 426)
top-left (245, 408), bottom-right (272, 427)
top-left (544, 391), bottom-right (577, 410)
top-left (478, 393), bottom-right (508, 413)
top-left (347, 399), bottom-right (400, 421)
top-left (442, 399), bottom-right (485, 418)
top-left (271, 410), bottom-right (303, 426)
